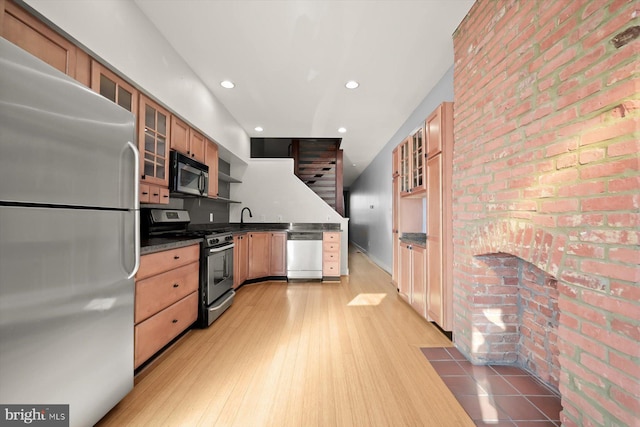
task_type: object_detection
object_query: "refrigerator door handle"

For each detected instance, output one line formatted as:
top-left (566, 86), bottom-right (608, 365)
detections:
top-left (126, 140), bottom-right (140, 279)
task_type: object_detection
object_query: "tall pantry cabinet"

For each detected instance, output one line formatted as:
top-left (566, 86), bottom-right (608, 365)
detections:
top-left (393, 102), bottom-right (453, 333)
top-left (425, 102), bottom-right (453, 331)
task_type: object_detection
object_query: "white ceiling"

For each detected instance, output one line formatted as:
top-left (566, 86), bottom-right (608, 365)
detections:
top-left (134, 0), bottom-right (474, 186)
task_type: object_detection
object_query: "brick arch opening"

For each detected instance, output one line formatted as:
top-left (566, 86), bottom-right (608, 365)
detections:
top-left (458, 220), bottom-right (566, 393)
top-left (471, 252), bottom-right (560, 392)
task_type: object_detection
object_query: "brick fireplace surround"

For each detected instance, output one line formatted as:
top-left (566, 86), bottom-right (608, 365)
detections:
top-left (451, 1), bottom-right (639, 426)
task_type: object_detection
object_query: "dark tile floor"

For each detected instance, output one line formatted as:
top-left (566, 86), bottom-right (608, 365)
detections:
top-left (421, 347), bottom-right (562, 427)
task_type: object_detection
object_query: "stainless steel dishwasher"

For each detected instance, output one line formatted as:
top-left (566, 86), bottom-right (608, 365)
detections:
top-left (287, 231), bottom-right (323, 279)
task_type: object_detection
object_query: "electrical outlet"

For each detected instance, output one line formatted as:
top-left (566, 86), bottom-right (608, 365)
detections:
top-left (209, 213), bottom-right (214, 222)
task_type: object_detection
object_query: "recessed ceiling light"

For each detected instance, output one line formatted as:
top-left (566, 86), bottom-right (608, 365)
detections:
top-left (338, 127), bottom-right (347, 133)
top-left (254, 126), bottom-right (263, 132)
top-left (345, 80), bottom-right (359, 89)
top-left (220, 80), bottom-right (235, 89)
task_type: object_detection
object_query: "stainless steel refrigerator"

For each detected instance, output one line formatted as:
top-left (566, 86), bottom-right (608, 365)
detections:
top-left (0, 38), bottom-right (139, 426)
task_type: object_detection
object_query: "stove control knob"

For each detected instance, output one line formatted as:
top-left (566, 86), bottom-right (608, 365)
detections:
top-left (211, 238), bottom-right (219, 244)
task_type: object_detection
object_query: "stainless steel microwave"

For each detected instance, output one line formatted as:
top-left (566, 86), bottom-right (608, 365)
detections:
top-left (169, 151), bottom-right (209, 197)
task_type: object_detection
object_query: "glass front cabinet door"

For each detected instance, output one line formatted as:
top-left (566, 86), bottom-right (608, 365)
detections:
top-left (138, 95), bottom-right (170, 187)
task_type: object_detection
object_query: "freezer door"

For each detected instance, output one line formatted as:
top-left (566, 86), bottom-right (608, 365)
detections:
top-left (0, 206), bottom-right (135, 427)
top-left (0, 38), bottom-right (137, 209)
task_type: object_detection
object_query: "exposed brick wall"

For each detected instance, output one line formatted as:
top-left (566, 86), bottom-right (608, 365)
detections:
top-left (451, 1), bottom-right (639, 426)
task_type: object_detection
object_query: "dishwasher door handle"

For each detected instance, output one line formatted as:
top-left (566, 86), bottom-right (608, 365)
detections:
top-left (287, 231), bottom-right (323, 240)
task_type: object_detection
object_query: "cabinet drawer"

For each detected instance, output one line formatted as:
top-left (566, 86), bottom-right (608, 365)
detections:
top-left (323, 261), bottom-right (340, 276)
top-left (323, 232), bottom-right (340, 243)
top-left (323, 251), bottom-right (339, 262)
top-left (323, 242), bottom-right (339, 253)
top-left (137, 245), bottom-right (200, 280)
top-left (135, 261), bottom-right (199, 323)
top-left (140, 183), bottom-right (150, 203)
top-left (158, 187), bottom-right (170, 204)
top-left (134, 292), bottom-right (198, 368)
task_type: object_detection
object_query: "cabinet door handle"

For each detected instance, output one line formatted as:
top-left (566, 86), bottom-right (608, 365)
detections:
top-left (141, 191), bottom-right (149, 195)
top-left (173, 283), bottom-right (179, 288)
top-left (172, 319), bottom-right (178, 324)
top-left (174, 255), bottom-right (180, 260)
top-left (163, 194), bottom-right (169, 198)
top-left (153, 192), bottom-right (159, 196)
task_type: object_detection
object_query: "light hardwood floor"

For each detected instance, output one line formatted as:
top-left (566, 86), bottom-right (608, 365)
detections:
top-left (98, 246), bottom-right (474, 426)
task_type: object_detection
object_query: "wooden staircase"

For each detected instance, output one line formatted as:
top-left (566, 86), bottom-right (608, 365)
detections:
top-left (291, 139), bottom-right (344, 216)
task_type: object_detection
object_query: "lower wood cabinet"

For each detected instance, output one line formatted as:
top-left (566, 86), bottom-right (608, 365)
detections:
top-left (233, 233), bottom-right (248, 288)
top-left (247, 232), bottom-right (270, 279)
top-left (322, 232), bottom-right (341, 279)
top-left (398, 242), bottom-right (426, 318)
top-left (269, 232), bottom-right (287, 276)
top-left (134, 293), bottom-right (198, 369)
top-left (246, 231), bottom-right (286, 281)
top-left (134, 244), bottom-right (199, 368)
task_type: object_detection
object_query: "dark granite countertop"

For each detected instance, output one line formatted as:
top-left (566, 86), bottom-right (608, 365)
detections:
top-left (188, 222), bottom-right (342, 233)
top-left (400, 232), bottom-right (426, 246)
top-left (140, 237), bottom-right (203, 255)
top-left (140, 222), bottom-right (342, 254)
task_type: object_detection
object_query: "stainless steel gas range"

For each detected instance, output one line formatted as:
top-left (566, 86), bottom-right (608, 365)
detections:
top-left (142, 209), bottom-right (235, 328)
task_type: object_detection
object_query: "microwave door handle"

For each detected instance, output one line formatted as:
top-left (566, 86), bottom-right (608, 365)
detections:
top-left (199, 172), bottom-right (205, 194)
top-left (182, 163), bottom-right (201, 176)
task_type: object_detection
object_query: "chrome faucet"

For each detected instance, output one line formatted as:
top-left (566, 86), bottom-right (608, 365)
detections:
top-left (241, 207), bottom-right (253, 224)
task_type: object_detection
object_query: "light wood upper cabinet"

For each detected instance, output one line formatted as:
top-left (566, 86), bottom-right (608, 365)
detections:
top-left (205, 139), bottom-right (219, 198)
top-left (410, 126), bottom-right (426, 195)
top-left (392, 146), bottom-right (399, 178)
top-left (2, 0), bottom-right (77, 78)
top-left (426, 102), bottom-right (453, 158)
top-left (170, 116), bottom-right (189, 155)
top-left (139, 95), bottom-right (170, 187)
top-left (170, 116), bottom-right (206, 164)
top-left (189, 130), bottom-right (205, 163)
top-left (270, 232), bottom-right (287, 276)
top-left (399, 127), bottom-right (426, 197)
top-left (91, 60), bottom-right (138, 113)
top-left (399, 137), bottom-right (411, 195)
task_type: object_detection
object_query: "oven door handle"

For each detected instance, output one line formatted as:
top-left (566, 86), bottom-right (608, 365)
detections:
top-left (209, 244), bottom-right (234, 254)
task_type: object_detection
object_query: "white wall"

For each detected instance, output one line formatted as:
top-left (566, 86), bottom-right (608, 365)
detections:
top-left (230, 159), bottom-right (349, 275)
top-left (348, 66), bottom-right (455, 273)
top-left (22, 0), bottom-right (250, 164)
